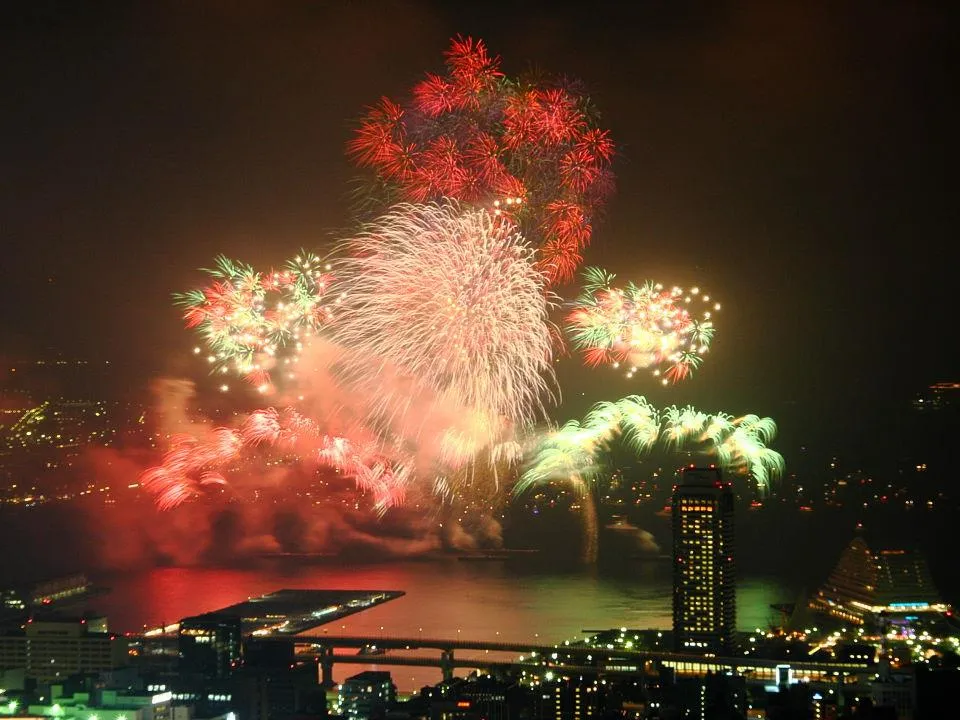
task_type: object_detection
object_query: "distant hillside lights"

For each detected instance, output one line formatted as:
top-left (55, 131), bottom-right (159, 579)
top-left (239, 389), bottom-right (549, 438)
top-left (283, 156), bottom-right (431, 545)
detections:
top-left (2, 400), bottom-right (115, 452)
top-left (0, 394), bottom-right (136, 507)
top-left (913, 381), bottom-right (960, 411)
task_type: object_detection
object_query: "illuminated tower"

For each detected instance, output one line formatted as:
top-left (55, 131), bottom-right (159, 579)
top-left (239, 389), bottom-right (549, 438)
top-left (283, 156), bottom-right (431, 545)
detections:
top-left (672, 466), bottom-right (736, 655)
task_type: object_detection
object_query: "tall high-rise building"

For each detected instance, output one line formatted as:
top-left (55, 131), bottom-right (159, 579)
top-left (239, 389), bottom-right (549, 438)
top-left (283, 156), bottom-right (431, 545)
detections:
top-left (672, 466), bottom-right (736, 655)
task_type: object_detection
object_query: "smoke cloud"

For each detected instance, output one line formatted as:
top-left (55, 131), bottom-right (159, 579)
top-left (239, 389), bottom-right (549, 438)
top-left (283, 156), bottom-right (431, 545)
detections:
top-left (63, 361), bottom-right (511, 571)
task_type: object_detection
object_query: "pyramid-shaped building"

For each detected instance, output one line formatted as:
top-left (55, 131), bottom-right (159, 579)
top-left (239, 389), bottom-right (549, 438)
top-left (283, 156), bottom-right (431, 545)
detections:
top-left (810, 537), bottom-right (948, 624)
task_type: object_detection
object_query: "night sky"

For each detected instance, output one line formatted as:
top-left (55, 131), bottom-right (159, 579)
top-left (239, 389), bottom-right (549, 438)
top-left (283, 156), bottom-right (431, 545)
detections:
top-left (1, 1), bottom-right (955, 466)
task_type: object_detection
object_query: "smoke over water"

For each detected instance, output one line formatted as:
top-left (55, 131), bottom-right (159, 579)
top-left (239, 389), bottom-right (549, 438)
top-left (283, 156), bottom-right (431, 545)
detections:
top-left (56, 363), bottom-right (509, 572)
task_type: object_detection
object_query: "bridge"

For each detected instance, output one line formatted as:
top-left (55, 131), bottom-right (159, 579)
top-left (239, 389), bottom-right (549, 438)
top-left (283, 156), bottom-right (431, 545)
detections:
top-left (295, 633), bottom-right (573, 655)
top-left (265, 634), bottom-right (872, 688)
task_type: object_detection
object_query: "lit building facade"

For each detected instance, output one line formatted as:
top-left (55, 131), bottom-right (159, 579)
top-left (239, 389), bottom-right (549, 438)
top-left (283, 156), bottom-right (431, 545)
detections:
top-left (810, 539), bottom-right (949, 624)
top-left (0, 619), bottom-right (129, 683)
top-left (532, 677), bottom-right (601, 720)
top-left (337, 670), bottom-right (396, 720)
top-left (428, 678), bottom-right (513, 720)
top-left (23, 688), bottom-right (179, 720)
top-left (178, 615), bottom-right (242, 680)
top-left (672, 467), bottom-right (736, 655)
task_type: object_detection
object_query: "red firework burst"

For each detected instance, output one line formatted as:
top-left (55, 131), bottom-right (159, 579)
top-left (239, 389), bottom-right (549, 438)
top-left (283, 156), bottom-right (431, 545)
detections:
top-left (347, 35), bottom-right (615, 284)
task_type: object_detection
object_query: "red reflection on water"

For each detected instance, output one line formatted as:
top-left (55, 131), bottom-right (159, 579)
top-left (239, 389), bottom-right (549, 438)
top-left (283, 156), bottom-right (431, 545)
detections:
top-left (95, 559), bottom-right (728, 691)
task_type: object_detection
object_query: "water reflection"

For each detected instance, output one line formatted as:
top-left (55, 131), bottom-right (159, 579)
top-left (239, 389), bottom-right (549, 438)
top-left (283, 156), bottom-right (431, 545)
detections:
top-left (94, 560), bottom-right (789, 691)
top-left (97, 559), bottom-right (787, 636)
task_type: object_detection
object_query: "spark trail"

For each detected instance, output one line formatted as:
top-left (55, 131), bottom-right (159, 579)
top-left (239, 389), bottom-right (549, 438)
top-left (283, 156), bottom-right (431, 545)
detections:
top-left (516, 397), bottom-right (783, 561)
top-left (139, 408), bottom-right (409, 515)
top-left (331, 201), bottom-right (557, 448)
top-left (519, 397), bottom-right (782, 495)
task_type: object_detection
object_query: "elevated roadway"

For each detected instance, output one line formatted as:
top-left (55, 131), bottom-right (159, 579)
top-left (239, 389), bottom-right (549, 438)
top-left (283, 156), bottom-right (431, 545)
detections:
top-left (279, 634), bottom-right (871, 687)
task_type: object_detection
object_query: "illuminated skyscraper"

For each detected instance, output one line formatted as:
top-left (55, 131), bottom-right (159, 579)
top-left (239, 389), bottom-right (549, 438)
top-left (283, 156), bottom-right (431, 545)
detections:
top-left (672, 466), bottom-right (736, 655)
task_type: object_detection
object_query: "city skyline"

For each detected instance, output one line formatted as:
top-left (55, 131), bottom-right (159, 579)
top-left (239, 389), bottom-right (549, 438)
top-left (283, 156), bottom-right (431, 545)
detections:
top-left (1, 477), bottom-right (955, 716)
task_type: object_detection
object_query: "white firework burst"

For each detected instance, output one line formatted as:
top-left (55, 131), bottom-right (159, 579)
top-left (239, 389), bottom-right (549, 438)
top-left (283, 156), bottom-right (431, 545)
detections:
top-left (332, 201), bottom-right (558, 442)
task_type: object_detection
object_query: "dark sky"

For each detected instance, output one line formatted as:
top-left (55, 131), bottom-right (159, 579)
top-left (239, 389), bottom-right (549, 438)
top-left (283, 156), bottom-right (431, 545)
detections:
top-left (1, 1), bottom-right (956, 464)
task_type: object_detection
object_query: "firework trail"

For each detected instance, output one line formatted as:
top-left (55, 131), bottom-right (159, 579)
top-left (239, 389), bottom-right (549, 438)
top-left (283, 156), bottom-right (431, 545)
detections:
top-left (140, 405), bottom-right (410, 515)
top-left (519, 397), bottom-right (782, 495)
top-left (514, 420), bottom-right (605, 563)
top-left (332, 201), bottom-right (557, 452)
top-left (566, 267), bottom-right (719, 384)
top-left (174, 252), bottom-right (336, 393)
top-left (139, 428), bottom-right (241, 511)
top-left (657, 406), bottom-right (784, 488)
top-left (240, 407), bottom-right (410, 514)
top-left (516, 396), bottom-right (781, 561)
top-left (347, 36), bottom-right (615, 285)
top-left (514, 396), bottom-right (660, 563)
top-left (515, 396), bottom-right (660, 494)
